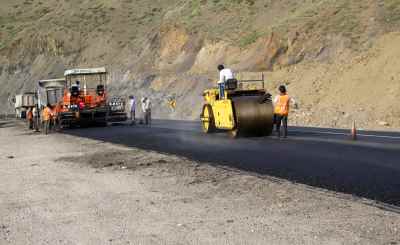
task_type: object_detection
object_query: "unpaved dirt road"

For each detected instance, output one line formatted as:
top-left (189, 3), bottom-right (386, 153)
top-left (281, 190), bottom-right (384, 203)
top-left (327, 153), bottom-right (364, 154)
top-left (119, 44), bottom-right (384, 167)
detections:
top-left (1, 120), bottom-right (400, 245)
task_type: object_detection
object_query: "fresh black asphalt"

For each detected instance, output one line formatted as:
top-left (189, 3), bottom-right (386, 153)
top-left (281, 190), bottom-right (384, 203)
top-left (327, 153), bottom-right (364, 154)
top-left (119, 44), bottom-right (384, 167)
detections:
top-left (62, 120), bottom-right (400, 207)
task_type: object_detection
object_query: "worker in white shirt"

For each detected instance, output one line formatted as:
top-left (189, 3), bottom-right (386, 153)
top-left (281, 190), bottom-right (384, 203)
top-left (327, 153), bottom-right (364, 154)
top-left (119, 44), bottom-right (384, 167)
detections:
top-left (129, 95), bottom-right (136, 125)
top-left (32, 106), bottom-right (39, 131)
top-left (145, 97), bottom-right (151, 125)
top-left (141, 97), bottom-right (152, 125)
top-left (217, 64), bottom-right (234, 100)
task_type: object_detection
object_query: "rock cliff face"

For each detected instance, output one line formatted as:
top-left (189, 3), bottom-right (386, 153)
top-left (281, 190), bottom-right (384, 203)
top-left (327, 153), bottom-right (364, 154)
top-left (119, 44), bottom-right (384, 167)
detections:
top-left (1, 0), bottom-right (400, 129)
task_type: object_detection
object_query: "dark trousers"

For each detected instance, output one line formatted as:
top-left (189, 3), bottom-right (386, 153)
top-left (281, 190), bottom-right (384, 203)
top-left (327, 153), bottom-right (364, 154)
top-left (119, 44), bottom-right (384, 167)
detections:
top-left (144, 110), bottom-right (151, 125)
top-left (130, 110), bottom-right (135, 121)
top-left (28, 120), bottom-right (33, 129)
top-left (275, 114), bottom-right (288, 137)
top-left (33, 116), bottom-right (39, 131)
top-left (43, 120), bottom-right (50, 135)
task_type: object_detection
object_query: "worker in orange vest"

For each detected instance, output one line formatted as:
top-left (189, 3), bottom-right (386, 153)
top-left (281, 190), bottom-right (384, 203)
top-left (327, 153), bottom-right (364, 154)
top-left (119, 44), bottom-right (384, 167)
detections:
top-left (53, 102), bottom-right (62, 131)
top-left (42, 104), bottom-right (52, 135)
top-left (26, 107), bottom-right (33, 130)
top-left (274, 85), bottom-right (298, 138)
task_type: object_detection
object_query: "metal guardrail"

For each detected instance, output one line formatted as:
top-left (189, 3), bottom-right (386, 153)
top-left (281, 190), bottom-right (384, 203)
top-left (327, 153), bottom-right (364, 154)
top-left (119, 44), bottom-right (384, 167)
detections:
top-left (237, 73), bottom-right (265, 89)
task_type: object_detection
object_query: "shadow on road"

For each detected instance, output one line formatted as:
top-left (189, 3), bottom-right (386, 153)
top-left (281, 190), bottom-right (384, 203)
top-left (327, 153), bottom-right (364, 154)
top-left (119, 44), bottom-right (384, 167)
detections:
top-left (61, 121), bottom-right (400, 208)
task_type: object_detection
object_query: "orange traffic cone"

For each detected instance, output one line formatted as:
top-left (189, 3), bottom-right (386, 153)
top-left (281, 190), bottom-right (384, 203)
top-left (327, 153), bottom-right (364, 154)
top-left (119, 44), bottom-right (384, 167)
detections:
top-left (351, 121), bottom-right (357, 141)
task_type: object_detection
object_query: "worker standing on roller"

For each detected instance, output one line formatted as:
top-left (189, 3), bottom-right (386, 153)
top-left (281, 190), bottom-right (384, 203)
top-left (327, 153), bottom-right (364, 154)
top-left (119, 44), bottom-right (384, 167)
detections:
top-left (274, 85), bottom-right (298, 138)
top-left (217, 64), bottom-right (234, 100)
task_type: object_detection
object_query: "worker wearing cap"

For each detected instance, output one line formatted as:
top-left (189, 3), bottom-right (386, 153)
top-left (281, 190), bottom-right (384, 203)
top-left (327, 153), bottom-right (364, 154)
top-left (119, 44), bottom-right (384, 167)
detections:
top-left (217, 64), bottom-right (234, 100)
top-left (274, 85), bottom-right (298, 138)
top-left (74, 80), bottom-right (81, 90)
top-left (42, 104), bottom-right (52, 135)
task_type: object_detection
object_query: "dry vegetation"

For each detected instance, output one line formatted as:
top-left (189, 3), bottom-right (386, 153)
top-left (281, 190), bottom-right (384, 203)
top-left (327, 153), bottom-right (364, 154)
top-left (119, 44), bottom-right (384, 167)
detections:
top-left (0, 0), bottom-right (400, 129)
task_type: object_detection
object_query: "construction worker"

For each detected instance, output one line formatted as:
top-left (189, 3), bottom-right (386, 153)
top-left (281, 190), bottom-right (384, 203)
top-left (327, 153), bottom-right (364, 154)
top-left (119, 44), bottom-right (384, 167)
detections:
top-left (274, 85), bottom-right (298, 138)
top-left (74, 80), bottom-right (81, 91)
top-left (42, 104), bottom-right (52, 135)
top-left (129, 95), bottom-right (136, 124)
top-left (95, 85), bottom-right (106, 106)
top-left (70, 80), bottom-right (81, 98)
top-left (146, 97), bottom-right (152, 125)
top-left (32, 106), bottom-right (39, 131)
top-left (141, 97), bottom-right (146, 124)
top-left (141, 97), bottom-right (152, 125)
top-left (26, 108), bottom-right (33, 130)
top-left (53, 102), bottom-right (62, 131)
top-left (217, 64), bottom-right (234, 100)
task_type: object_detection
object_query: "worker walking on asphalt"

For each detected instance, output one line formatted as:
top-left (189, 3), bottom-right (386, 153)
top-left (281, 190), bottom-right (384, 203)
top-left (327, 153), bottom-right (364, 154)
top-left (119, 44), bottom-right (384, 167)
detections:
top-left (217, 64), bottom-right (234, 100)
top-left (141, 97), bottom-right (152, 125)
top-left (32, 106), bottom-right (39, 132)
top-left (42, 104), bottom-right (52, 135)
top-left (53, 102), bottom-right (62, 131)
top-left (27, 107), bottom-right (33, 130)
top-left (274, 85), bottom-right (298, 138)
top-left (129, 95), bottom-right (136, 125)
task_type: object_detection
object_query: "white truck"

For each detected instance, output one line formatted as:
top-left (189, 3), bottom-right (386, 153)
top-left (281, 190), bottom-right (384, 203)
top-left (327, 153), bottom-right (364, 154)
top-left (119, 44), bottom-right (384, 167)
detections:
top-left (14, 93), bottom-right (37, 118)
top-left (37, 78), bottom-right (66, 109)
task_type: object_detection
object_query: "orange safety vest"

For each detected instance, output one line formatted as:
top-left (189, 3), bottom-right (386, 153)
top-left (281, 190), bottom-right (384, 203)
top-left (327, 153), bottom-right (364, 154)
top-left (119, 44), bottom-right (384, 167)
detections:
top-left (274, 94), bottom-right (290, 116)
top-left (42, 107), bottom-right (51, 121)
top-left (27, 110), bottom-right (33, 120)
top-left (95, 93), bottom-right (106, 106)
top-left (54, 104), bottom-right (62, 116)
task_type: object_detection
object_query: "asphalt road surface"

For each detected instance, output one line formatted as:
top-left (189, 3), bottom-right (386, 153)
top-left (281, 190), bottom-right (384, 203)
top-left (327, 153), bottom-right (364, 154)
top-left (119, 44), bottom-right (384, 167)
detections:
top-left (63, 120), bottom-right (400, 207)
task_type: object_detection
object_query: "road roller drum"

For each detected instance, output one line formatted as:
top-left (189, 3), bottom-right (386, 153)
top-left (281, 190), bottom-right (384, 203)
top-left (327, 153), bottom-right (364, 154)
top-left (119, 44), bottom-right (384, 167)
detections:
top-left (230, 96), bottom-right (273, 137)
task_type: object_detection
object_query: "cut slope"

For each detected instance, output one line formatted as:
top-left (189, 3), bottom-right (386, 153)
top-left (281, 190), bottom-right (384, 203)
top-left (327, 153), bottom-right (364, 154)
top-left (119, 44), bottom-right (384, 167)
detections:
top-left (0, 0), bottom-right (399, 129)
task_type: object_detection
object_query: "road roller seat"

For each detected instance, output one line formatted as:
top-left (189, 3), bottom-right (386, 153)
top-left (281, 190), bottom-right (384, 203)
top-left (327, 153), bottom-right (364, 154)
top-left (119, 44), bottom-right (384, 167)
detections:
top-left (224, 78), bottom-right (238, 91)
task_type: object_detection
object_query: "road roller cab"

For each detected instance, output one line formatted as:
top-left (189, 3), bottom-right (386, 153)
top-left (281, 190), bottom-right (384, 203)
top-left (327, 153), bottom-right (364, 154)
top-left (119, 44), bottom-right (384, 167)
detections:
top-left (201, 74), bottom-right (274, 138)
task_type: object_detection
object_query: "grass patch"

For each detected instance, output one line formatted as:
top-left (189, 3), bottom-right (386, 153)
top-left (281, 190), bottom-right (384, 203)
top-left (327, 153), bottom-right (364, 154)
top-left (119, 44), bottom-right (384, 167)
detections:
top-left (238, 30), bottom-right (262, 47)
top-left (384, 0), bottom-right (400, 23)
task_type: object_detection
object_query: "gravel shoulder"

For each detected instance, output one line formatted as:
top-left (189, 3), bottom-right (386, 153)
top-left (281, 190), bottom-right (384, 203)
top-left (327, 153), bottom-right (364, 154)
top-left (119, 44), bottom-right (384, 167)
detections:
top-left (0, 120), bottom-right (399, 245)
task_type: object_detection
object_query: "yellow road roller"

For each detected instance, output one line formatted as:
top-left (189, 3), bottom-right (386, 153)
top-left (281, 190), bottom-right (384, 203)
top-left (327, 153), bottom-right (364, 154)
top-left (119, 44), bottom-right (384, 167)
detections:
top-left (200, 75), bottom-right (274, 137)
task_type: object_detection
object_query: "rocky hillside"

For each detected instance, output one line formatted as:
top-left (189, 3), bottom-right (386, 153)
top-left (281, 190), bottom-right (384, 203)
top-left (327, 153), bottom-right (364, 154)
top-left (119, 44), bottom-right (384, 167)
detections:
top-left (1, 0), bottom-right (400, 129)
